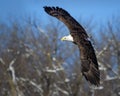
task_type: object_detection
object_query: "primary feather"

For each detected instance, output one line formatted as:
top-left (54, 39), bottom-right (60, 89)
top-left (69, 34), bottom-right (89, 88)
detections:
top-left (44, 6), bottom-right (100, 86)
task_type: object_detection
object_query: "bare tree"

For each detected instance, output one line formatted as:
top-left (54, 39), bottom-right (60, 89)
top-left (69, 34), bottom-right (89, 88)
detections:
top-left (0, 15), bottom-right (120, 96)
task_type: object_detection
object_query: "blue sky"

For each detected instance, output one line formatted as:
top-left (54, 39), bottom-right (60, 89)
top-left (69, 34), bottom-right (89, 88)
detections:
top-left (0, 0), bottom-right (120, 25)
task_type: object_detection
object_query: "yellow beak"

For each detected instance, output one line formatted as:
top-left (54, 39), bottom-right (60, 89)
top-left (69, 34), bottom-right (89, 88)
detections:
top-left (61, 37), bottom-right (65, 41)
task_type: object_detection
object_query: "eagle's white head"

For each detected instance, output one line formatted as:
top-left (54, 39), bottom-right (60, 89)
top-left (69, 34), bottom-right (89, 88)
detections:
top-left (61, 34), bottom-right (74, 42)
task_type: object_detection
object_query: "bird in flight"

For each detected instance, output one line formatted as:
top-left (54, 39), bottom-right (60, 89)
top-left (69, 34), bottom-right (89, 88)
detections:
top-left (44, 6), bottom-right (100, 86)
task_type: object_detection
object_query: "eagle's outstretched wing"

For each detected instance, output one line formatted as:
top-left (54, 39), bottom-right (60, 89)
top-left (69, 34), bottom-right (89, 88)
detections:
top-left (44, 6), bottom-right (100, 86)
top-left (44, 6), bottom-right (88, 39)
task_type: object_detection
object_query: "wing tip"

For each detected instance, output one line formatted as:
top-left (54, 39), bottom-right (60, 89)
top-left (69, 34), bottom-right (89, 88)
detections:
top-left (43, 6), bottom-right (70, 17)
top-left (43, 6), bottom-right (56, 15)
top-left (83, 71), bottom-right (100, 86)
top-left (43, 6), bottom-right (59, 11)
top-left (43, 6), bottom-right (51, 13)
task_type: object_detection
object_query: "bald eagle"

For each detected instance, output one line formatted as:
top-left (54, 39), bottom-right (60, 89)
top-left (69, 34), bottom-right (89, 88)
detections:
top-left (44, 6), bottom-right (100, 86)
